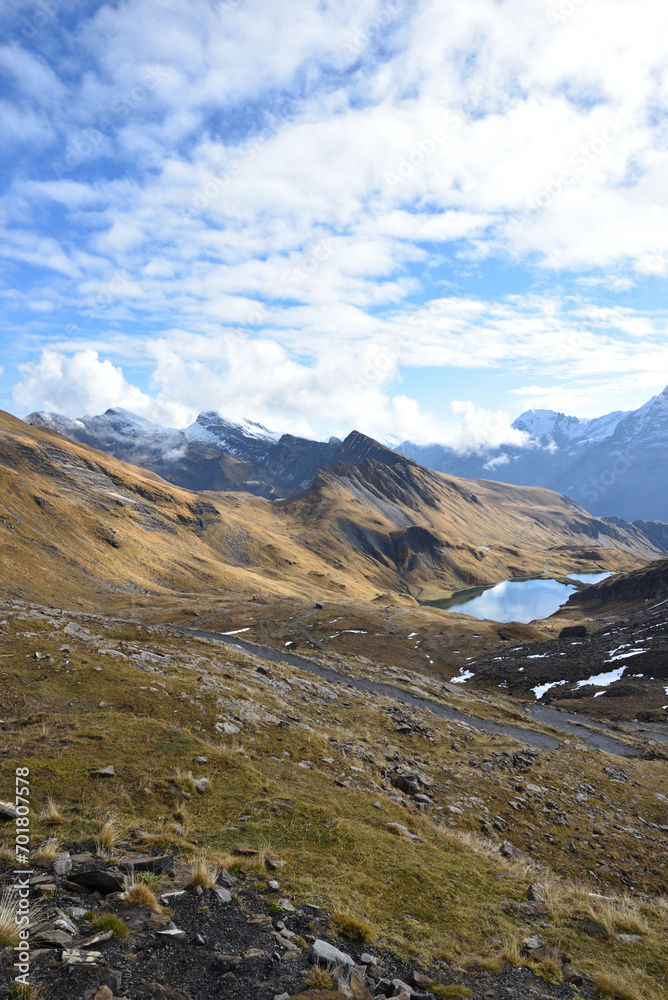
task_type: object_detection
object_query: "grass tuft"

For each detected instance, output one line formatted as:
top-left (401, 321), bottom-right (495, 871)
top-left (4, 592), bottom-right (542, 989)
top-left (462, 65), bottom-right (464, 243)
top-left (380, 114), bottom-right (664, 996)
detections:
top-left (34, 837), bottom-right (59, 862)
top-left (186, 860), bottom-right (219, 889)
top-left (303, 967), bottom-right (335, 990)
top-left (95, 817), bottom-right (121, 853)
top-left (593, 971), bottom-right (643, 1000)
top-left (330, 910), bottom-right (373, 942)
top-left (125, 880), bottom-right (161, 911)
top-left (0, 888), bottom-right (21, 946)
top-left (134, 871), bottom-right (162, 893)
top-left (92, 914), bottom-right (130, 939)
top-left (40, 797), bottom-right (66, 825)
top-left (535, 958), bottom-right (562, 984)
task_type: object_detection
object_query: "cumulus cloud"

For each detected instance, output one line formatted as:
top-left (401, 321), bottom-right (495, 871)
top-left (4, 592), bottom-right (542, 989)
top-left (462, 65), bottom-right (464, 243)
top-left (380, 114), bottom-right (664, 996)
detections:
top-left (11, 349), bottom-right (189, 425)
top-left (3, 0), bottom-right (668, 436)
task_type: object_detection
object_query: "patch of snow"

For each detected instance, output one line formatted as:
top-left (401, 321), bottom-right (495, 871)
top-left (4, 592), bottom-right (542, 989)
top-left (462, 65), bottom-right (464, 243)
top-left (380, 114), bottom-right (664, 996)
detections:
top-left (221, 627), bottom-right (251, 635)
top-left (532, 680), bottom-right (568, 700)
top-left (576, 666), bottom-right (627, 689)
top-left (451, 669), bottom-right (475, 684)
top-left (604, 649), bottom-right (647, 663)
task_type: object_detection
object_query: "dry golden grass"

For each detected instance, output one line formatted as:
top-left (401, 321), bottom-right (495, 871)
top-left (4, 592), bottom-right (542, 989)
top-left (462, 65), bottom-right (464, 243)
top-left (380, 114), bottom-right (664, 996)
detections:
top-left (40, 797), bottom-right (66, 825)
top-left (173, 768), bottom-right (197, 794)
top-left (185, 860), bottom-right (219, 889)
top-left (330, 910), bottom-right (374, 942)
top-left (125, 880), bottom-right (161, 911)
top-left (95, 817), bottom-right (121, 853)
top-left (34, 838), bottom-right (59, 862)
top-left (302, 967), bottom-right (335, 990)
top-left (593, 971), bottom-right (644, 1000)
top-left (0, 887), bottom-right (21, 947)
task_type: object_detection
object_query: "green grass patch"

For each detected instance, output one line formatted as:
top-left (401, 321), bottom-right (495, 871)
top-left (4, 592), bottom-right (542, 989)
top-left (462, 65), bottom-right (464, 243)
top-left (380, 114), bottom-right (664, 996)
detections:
top-left (92, 914), bottom-right (130, 940)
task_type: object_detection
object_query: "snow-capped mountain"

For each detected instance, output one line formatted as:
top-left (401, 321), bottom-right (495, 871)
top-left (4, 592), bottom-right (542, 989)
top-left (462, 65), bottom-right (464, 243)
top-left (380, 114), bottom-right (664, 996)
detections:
top-left (399, 386), bottom-right (668, 522)
top-left (26, 407), bottom-right (392, 499)
top-left (24, 386), bottom-right (668, 519)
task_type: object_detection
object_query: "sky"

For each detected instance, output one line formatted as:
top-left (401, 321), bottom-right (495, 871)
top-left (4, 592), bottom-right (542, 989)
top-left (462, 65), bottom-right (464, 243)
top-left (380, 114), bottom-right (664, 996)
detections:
top-left (1, 0), bottom-right (668, 448)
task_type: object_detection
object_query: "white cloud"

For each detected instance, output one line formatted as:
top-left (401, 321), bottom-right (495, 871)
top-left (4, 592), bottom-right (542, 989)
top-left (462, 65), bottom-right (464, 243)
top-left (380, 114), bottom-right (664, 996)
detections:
top-left (11, 349), bottom-right (189, 425)
top-left (3, 0), bottom-right (668, 437)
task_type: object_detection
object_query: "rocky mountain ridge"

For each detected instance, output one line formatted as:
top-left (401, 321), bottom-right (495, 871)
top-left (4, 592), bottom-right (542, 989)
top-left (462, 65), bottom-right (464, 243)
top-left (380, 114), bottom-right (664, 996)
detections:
top-left (26, 408), bottom-right (390, 500)
top-left (399, 387), bottom-right (668, 522)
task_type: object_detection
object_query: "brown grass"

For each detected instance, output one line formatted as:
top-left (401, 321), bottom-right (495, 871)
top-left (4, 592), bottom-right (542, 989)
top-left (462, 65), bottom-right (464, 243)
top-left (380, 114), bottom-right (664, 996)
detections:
top-left (185, 860), bottom-right (219, 889)
top-left (330, 910), bottom-right (374, 942)
top-left (593, 971), bottom-right (643, 1000)
top-left (303, 967), bottom-right (335, 990)
top-left (40, 797), bottom-right (66, 825)
top-left (34, 838), bottom-right (59, 862)
top-left (125, 881), bottom-right (161, 911)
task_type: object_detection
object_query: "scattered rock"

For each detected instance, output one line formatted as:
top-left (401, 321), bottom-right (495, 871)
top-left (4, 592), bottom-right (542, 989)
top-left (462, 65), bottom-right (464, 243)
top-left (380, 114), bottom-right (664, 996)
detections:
top-left (90, 765), bottom-right (115, 778)
top-left (527, 883), bottom-right (546, 903)
top-left (500, 840), bottom-right (530, 862)
top-left (559, 625), bottom-right (588, 638)
top-left (0, 801), bottom-right (18, 822)
top-left (310, 939), bottom-right (354, 967)
top-left (386, 823), bottom-right (423, 842)
top-left (120, 854), bottom-right (175, 876)
top-left (522, 934), bottom-right (546, 952)
top-left (53, 852), bottom-right (72, 876)
top-left (67, 868), bottom-right (125, 894)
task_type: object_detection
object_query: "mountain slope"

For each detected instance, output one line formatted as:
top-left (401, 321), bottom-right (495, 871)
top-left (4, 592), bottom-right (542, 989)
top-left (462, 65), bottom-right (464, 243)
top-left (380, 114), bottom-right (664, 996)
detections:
top-left (2, 410), bottom-right (666, 610)
top-left (399, 386), bottom-right (668, 521)
top-left (26, 407), bottom-right (392, 499)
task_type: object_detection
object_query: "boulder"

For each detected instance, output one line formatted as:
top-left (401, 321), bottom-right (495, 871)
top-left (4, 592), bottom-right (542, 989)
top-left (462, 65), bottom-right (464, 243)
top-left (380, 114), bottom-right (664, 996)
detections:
top-left (527, 883), bottom-right (546, 903)
top-left (559, 625), bottom-right (588, 638)
top-left (53, 852), bottom-right (73, 877)
top-left (120, 854), bottom-right (175, 876)
top-left (67, 868), bottom-right (125, 894)
top-left (309, 939), bottom-right (354, 967)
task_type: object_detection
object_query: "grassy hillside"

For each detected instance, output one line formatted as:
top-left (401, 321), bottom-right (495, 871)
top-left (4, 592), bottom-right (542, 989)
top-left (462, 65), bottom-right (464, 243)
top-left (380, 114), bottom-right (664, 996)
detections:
top-left (0, 600), bottom-right (666, 999)
top-left (0, 411), bottom-right (659, 612)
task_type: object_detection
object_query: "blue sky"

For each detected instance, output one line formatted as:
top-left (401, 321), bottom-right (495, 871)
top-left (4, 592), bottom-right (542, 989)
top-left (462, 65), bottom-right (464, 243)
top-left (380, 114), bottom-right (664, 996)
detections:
top-left (1, 0), bottom-right (668, 447)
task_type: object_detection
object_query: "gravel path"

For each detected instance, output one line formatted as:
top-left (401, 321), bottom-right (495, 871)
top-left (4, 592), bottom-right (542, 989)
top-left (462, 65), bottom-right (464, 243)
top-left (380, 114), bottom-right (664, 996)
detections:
top-left (174, 626), bottom-right (648, 757)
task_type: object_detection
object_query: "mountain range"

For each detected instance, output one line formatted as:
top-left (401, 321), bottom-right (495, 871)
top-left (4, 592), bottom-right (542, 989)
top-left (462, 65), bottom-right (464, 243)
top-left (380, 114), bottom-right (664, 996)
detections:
top-left (3, 408), bottom-right (666, 610)
top-left (26, 384), bottom-right (668, 521)
top-left (399, 385), bottom-right (668, 522)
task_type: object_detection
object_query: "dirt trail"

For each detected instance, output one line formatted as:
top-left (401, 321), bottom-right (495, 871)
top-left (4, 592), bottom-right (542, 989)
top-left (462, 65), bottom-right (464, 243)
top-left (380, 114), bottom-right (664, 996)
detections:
top-left (174, 626), bottom-right (660, 757)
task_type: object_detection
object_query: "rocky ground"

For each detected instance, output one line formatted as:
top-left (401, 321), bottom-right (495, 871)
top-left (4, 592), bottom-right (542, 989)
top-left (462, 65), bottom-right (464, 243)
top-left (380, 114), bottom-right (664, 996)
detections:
top-left (0, 598), bottom-right (666, 1000)
top-left (460, 593), bottom-right (668, 723)
top-left (1, 845), bottom-right (603, 1000)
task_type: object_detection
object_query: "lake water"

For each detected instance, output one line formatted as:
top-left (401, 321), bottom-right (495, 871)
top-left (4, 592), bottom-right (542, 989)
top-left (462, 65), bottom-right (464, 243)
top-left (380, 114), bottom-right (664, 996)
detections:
top-left (425, 571), bottom-right (612, 624)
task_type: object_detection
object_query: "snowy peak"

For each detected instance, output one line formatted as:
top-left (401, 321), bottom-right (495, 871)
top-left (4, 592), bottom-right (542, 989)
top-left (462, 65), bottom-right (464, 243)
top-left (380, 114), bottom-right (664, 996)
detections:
top-left (513, 409), bottom-right (586, 445)
top-left (513, 404), bottom-right (631, 448)
top-left (186, 411), bottom-right (280, 446)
